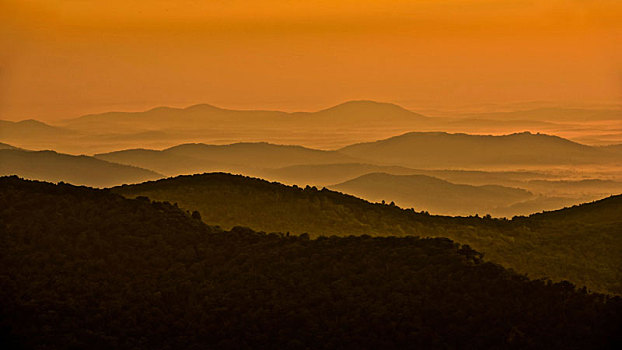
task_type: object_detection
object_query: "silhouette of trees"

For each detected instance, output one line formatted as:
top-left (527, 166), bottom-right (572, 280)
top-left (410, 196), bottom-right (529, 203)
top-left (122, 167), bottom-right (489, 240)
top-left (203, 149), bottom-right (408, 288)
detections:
top-left (0, 176), bottom-right (620, 349)
top-left (115, 173), bottom-right (622, 295)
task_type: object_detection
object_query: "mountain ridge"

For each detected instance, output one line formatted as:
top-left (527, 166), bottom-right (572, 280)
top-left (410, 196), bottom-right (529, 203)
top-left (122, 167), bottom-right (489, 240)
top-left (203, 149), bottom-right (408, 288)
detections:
top-left (329, 172), bottom-right (533, 216)
top-left (0, 148), bottom-right (163, 187)
top-left (338, 131), bottom-right (615, 168)
top-left (113, 172), bottom-right (622, 294)
top-left (3, 175), bottom-right (620, 348)
top-left (95, 141), bottom-right (358, 175)
top-left (4, 101), bottom-right (621, 152)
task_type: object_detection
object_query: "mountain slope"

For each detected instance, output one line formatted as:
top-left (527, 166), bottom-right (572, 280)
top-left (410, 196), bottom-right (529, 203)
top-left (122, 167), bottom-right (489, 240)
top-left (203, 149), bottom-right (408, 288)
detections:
top-left (114, 173), bottom-right (622, 294)
top-left (0, 149), bottom-right (162, 187)
top-left (524, 179), bottom-right (622, 196)
top-left (165, 142), bottom-right (356, 167)
top-left (462, 107), bottom-right (622, 122)
top-left (522, 194), bottom-right (622, 226)
top-left (64, 100), bottom-right (429, 132)
top-left (0, 142), bottom-right (17, 150)
top-left (62, 103), bottom-right (289, 132)
top-left (96, 142), bottom-right (356, 175)
top-left (264, 163), bottom-right (558, 188)
top-left (338, 131), bottom-right (616, 168)
top-left (9, 102), bottom-right (621, 153)
top-left (1, 176), bottom-right (620, 349)
top-left (0, 119), bottom-right (74, 139)
top-left (290, 100), bottom-right (430, 126)
top-left (94, 148), bottom-right (226, 176)
top-left (329, 173), bottom-right (532, 215)
top-left (0, 120), bottom-right (78, 151)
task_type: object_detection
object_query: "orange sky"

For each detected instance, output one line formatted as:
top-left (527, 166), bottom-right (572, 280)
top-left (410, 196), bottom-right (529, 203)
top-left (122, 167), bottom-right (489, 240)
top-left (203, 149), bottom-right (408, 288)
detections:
top-left (1, 0), bottom-right (621, 121)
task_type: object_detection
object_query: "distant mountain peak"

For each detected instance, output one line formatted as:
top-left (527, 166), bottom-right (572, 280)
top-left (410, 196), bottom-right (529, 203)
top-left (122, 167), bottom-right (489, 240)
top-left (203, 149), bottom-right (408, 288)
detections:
top-left (321, 100), bottom-right (416, 113)
top-left (144, 106), bottom-right (178, 113)
top-left (17, 119), bottom-right (47, 125)
top-left (391, 130), bottom-right (580, 142)
top-left (182, 103), bottom-right (223, 112)
top-left (3, 119), bottom-right (55, 127)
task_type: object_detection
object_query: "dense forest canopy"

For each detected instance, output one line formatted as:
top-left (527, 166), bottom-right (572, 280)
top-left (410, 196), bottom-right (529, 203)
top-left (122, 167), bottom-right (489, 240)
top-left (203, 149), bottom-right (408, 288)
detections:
top-left (115, 173), bottom-right (622, 295)
top-left (1, 176), bottom-right (621, 349)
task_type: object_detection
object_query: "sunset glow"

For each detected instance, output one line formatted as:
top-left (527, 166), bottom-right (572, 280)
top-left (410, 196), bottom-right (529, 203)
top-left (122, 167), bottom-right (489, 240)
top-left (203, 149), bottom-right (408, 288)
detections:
top-left (2, 0), bottom-right (621, 120)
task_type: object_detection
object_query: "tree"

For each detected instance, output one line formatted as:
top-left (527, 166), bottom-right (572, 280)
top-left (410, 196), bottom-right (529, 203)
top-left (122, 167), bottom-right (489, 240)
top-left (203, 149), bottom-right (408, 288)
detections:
top-left (191, 210), bottom-right (202, 221)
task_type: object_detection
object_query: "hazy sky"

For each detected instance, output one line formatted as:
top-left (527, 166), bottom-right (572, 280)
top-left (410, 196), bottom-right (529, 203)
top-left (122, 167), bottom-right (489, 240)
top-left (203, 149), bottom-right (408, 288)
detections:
top-left (1, 0), bottom-right (621, 121)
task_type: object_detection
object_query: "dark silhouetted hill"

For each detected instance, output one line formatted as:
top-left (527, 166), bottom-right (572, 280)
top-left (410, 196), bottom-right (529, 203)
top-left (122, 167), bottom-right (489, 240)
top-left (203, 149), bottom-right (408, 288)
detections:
top-left (1, 176), bottom-right (620, 349)
top-left (522, 194), bottom-right (622, 226)
top-left (114, 173), bottom-right (622, 294)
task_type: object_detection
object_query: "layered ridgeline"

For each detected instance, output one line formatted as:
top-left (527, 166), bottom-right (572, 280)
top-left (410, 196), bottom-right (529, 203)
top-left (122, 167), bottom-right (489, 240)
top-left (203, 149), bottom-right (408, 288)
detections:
top-left (1, 176), bottom-right (621, 349)
top-left (115, 173), bottom-right (622, 295)
top-left (459, 107), bottom-right (622, 123)
top-left (338, 131), bottom-right (620, 169)
top-left (263, 163), bottom-right (560, 188)
top-left (95, 142), bottom-right (355, 176)
top-left (4, 101), bottom-right (621, 153)
top-left (92, 133), bottom-right (622, 216)
top-left (263, 163), bottom-right (622, 215)
top-left (0, 119), bottom-right (74, 142)
top-left (0, 147), bottom-right (162, 188)
top-left (95, 132), bottom-right (622, 175)
top-left (329, 173), bottom-right (532, 215)
top-left (6, 136), bottom-right (617, 216)
top-left (2, 101), bottom-right (432, 152)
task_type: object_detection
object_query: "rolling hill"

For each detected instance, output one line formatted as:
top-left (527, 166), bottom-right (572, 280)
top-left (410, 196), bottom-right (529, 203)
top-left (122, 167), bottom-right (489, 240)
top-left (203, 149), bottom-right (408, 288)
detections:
top-left (0, 119), bottom-right (74, 139)
top-left (114, 173), bottom-right (622, 294)
top-left (1, 176), bottom-right (620, 348)
top-left (63, 100), bottom-right (429, 133)
top-left (602, 143), bottom-right (622, 155)
top-left (5, 102), bottom-right (620, 153)
top-left (288, 100), bottom-right (430, 127)
top-left (0, 148), bottom-right (162, 187)
top-left (95, 142), bottom-right (356, 176)
top-left (524, 179), bottom-right (622, 196)
top-left (329, 173), bottom-right (533, 215)
top-left (522, 194), bottom-right (622, 226)
top-left (56, 101), bottom-right (435, 151)
top-left (0, 119), bottom-right (77, 151)
top-left (0, 142), bottom-right (17, 150)
top-left (338, 131), bottom-right (617, 168)
top-left (460, 107), bottom-right (622, 122)
top-left (264, 163), bottom-right (560, 188)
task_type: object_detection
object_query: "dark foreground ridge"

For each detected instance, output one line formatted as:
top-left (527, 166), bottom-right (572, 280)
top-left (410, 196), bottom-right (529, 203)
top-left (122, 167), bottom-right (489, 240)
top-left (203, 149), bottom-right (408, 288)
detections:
top-left (115, 173), bottom-right (622, 295)
top-left (1, 176), bottom-right (621, 349)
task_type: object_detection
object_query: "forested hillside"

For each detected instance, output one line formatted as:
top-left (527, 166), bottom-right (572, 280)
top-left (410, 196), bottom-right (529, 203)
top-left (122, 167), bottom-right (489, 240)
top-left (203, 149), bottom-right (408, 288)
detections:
top-left (1, 176), bottom-right (621, 349)
top-left (116, 173), bottom-right (622, 294)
